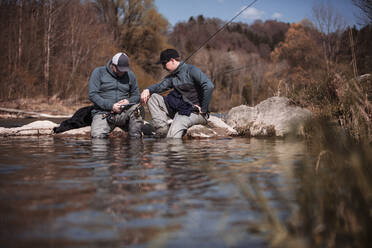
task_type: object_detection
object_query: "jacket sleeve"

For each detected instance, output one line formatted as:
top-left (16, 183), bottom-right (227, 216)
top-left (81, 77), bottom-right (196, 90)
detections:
top-left (128, 72), bottom-right (140, 104)
top-left (190, 66), bottom-right (214, 113)
top-left (147, 76), bottom-right (173, 94)
top-left (88, 68), bottom-right (113, 111)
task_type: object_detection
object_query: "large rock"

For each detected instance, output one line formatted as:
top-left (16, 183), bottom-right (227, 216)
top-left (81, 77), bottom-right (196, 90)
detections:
top-left (226, 97), bottom-right (312, 137)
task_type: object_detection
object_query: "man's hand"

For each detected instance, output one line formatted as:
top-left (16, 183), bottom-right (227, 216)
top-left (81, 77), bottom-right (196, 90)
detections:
top-left (195, 104), bottom-right (208, 118)
top-left (112, 99), bottom-right (129, 113)
top-left (141, 89), bottom-right (150, 104)
top-left (112, 103), bottom-right (121, 113)
top-left (194, 105), bottom-right (202, 113)
top-left (118, 99), bottom-right (129, 105)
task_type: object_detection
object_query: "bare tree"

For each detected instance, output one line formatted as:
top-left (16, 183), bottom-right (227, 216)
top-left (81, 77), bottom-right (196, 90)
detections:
top-left (17, 0), bottom-right (23, 68)
top-left (312, 1), bottom-right (347, 73)
top-left (247, 53), bottom-right (266, 106)
top-left (93, 0), bottom-right (154, 46)
top-left (94, 0), bottom-right (121, 42)
top-left (43, 0), bottom-right (52, 97)
top-left (352, 0), bottom-right (372, 25)
top-left (42, 0), bottom-right (71, 98)
top-left (58, 0), bottom-right (116, 98)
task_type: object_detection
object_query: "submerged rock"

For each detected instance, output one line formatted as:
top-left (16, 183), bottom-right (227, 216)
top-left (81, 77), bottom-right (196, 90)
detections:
top-left (54, 126), bottom-right (91, 136)
top-left (185, 116), bottom-right (238, 139)
top-left (226, 97), bottom-right (312, 137)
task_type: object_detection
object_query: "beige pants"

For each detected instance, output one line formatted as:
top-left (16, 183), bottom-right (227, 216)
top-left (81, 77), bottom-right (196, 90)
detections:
top-left (147, 93), bottom-right (207, 138)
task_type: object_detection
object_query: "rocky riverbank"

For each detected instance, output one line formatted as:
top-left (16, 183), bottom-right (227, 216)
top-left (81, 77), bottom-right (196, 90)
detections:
top-left (0, 97), bottom-right (312, 139)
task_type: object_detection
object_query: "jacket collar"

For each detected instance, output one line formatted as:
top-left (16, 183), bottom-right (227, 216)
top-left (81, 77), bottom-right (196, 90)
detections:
top-left (169, 61), bottom-right (186, 76)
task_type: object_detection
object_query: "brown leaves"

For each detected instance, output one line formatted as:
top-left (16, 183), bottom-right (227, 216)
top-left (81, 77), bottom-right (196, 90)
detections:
top-left (271, 22), bottom-right (323, 69)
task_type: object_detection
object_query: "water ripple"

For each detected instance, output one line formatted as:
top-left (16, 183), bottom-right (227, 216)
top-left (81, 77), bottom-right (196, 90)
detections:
top-left (0, 137), bottom-right (306, 247)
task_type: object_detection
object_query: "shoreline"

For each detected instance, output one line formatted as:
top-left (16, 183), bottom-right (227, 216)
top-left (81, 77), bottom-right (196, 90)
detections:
top-left (0, 98), bottom-right (90, 120)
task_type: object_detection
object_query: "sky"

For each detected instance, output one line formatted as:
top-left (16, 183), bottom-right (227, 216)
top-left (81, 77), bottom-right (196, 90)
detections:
top-left (154, 0), bottom-right (363, 28)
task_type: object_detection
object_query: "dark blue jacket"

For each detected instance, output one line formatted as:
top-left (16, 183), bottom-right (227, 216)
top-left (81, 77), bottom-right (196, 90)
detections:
top-left (147, 62), bottom-right (214, 113)
top-left (164, 90), bottom-right (196, 118)
top-left (88, 61), bottom-right (140, 114)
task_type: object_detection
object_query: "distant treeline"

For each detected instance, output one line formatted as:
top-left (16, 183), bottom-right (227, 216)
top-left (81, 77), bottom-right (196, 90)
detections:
top-left (1, 0), bottom-right (371, 142)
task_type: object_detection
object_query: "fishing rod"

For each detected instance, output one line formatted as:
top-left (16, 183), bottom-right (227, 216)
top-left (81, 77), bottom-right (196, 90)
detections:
top-left (182, 0), bottom-right (259, 63)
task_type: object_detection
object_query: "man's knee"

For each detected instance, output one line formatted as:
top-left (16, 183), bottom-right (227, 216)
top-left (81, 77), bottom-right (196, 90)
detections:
top-left (91, 125), bottom-right (110, 138)
top-left (148, 93), bottom-right (162, 104)
top-left (128, 118), bottom-right (144, 138)
top-left (167, 119), bottom-right (188, 138)
top-left (147, 94), bottom-right (168, 120)
top-left (148, 93), bottom-right (166, 109)
top-left (91, 114), bottom-right (111, 138)
top-left (166, 113), bottom-right (205, 138)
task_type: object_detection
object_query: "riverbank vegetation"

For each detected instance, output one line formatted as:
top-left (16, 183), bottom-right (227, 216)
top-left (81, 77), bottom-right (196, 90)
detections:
top-left (1, 0), bottom-right (370, 143)
top-left (235, 119), bottom-right (372, 247)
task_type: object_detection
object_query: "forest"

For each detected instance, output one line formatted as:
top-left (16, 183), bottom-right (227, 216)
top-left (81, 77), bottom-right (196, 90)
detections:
top-left (0, 0), bottom-right (371, 143)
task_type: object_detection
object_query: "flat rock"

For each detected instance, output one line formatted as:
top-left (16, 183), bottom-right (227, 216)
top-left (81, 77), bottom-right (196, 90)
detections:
top-left (53, 126), bottom-right (126, 137)
top-left (0, 120), bottom-right (58, 137)
top-left (54, 126), bottom-right (91, 136)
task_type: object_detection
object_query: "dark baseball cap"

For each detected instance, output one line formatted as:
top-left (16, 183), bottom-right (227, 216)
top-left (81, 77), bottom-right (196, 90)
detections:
top-left (156, 49), bottom-right (180, 64)
top-left (112, 52), bottom-right (130, 72)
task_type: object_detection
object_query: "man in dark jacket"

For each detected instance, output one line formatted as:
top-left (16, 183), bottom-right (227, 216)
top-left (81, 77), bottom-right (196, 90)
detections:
top-left (140, 49), bottom-right (214, 138)
top-left (88, 52), bottom-right (143, 138)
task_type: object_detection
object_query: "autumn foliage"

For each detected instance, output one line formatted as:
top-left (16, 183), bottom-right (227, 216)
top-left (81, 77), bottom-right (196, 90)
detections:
top-left (0, 0), bottom-right (170, 102)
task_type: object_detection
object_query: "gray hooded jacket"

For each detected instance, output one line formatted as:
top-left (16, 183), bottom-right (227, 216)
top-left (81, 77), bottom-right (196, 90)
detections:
top-left (88, 61), bottom-right (140, 114)
top-left (147, 62), bottom-right (214, 113)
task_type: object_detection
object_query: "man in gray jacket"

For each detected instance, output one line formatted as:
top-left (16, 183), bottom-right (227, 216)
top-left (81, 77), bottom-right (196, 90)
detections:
top-left (141, 49), bottom-right (214, 138)
top-left (89, 52), bottom-right (143, 138)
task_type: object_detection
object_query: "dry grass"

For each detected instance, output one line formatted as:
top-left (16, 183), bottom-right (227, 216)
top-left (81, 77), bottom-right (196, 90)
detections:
top-left (0, 97), bottom-right (91, 116)
top-left (235, 119), bottom-right (372, 248)
top-left (289, 71), bottom-right (371, 145)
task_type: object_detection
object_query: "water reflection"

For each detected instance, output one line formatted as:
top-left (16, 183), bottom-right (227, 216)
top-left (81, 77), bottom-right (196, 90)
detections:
top-left (0, 137), bottom-right (309, 247)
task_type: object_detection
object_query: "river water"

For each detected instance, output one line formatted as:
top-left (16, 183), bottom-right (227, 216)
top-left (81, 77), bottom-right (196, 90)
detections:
top-left (0, 133), bottom-right (313, 248)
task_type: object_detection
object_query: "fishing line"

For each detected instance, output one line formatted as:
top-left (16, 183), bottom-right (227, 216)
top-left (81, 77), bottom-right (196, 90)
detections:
top-left (223, 65), bottom-right (251, 74)
top-left (182, 0), bottom-right (259, 63)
